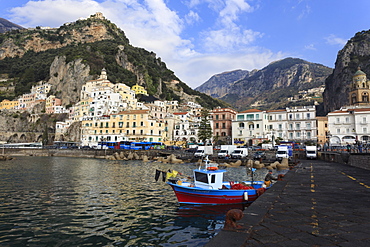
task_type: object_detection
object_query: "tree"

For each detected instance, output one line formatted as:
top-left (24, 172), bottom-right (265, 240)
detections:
top-left (197, 109), bottom-right (213, 145)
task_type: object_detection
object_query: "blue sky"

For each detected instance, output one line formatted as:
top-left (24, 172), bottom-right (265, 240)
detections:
top-left (1, 0), bottom-right (370, 88)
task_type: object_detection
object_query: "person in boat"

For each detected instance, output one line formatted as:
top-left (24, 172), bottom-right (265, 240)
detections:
top-left (264, 170), bottom-right (278, 187)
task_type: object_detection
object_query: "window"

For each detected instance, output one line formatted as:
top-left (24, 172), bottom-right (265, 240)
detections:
top-left (296, 132), bottom-right (300, 138)
top-left (256, 124), bottom-right (260, 129)
top-left (296, 123), bottom-right (300, 130)
top-left (306, 123), bottom-right (311, 130)
top-left (296, 114), bottom-right (300, 119)
top-left (237, 115), bottom-right (244, 120)
top-left (362, 92), bottom-right (369, 102)
top-left (278, 124), bottom-right (282, 130)
top-left (336, 118), bottom-right (340, 123)
top-left (256, 114), bottom-right (260, 119)
top-left (222, 114), bottom-right (225, 120)
top-left (278, 115), bottom-right (282, 121)
top-left (216, 123), bottom-right (219, 128)
top-left (337, 129), bottom-right (340, 134)
top-left (289, 133), bottom-right (293, 139)
top-left (289, 124), bottom-right (293, 130)
top-left (216, 115), bottom-right (219, 120)
top-left (345, 117), bottom-right (349, 123)
top-left (289, 114), bottom-right (293, 120)
top-left (246, 114), bottom-right (254, 120)
top-left (307, 132), bottom-right (311, 139)
top-left (307, 113), bottom-right (310, 119)
top-left (222, 123), bottom-right (226, 129)
top-left (239, 123), bottom-right (244, 128)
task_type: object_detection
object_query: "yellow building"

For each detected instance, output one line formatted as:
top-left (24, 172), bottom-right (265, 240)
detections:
top-left (80, 109), bottom-right (165, 146)
top-left (131, 84), bottom-right (148, 96)
top-left (316, 116), bottom-right (328, 147)
top-left (110, 109), bottom-right (163, 142)
top-left (349, 67), bottom-right (370, 106)
top-left (0, 99), bottom-right (18, 110)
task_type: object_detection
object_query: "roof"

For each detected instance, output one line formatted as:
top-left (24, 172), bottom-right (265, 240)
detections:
top-left (239, 109), bottom-right (263, 113)
top-left (266, 109), bottom-right (286, 113)
top-left (173, 112), bottom-right (188, 115)
top-left (354, 68), bottom-right (366, 76)
top-left (115, 109), bottom-right (149, 115)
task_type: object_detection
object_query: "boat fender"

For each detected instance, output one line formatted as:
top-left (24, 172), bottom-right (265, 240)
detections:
top-left (207, 167), bottom-right (218, 171)
top-left (244, 192), bottom-right (248, 200)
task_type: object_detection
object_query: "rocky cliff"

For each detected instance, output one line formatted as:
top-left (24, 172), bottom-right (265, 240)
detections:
top-left (323, 30), bottom-right (370, 113)
top-left (197, 58), bottom-right (332, 111)
top-left (0, 18), bottom-right (24, 34)
top-left (195, 70), bottom-right (251, 98)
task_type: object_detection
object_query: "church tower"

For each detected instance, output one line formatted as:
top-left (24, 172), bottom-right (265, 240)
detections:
top-left (348, 67), bottom-right (370, 106)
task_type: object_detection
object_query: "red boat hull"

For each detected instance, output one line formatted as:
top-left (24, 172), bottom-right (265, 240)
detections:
top-left (168, 183), bottom-right (260, 205)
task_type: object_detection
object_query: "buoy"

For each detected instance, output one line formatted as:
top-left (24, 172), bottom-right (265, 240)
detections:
top-left (207, 167), bottom-right (218, 170)
top-left (244, 192), bottom-right (248, 200)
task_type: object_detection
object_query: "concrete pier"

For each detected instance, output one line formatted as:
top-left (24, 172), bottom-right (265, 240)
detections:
top-left (206, 159), bottom-right (370, 246)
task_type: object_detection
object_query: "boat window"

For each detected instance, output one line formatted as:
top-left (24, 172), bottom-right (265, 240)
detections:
top-left (211, 174), bottom-right (215, 183)
top-left (194, 172), bottom-right (208, 183)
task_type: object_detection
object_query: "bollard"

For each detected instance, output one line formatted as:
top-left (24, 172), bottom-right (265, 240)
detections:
top-left (223, 209), bottom-right (244, 230)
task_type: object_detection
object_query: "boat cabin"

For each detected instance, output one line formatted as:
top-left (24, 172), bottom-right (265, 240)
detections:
top-left (193, 168), bottom-right (226, 190)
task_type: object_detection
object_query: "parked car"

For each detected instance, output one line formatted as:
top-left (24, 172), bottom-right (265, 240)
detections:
top-left (253, 151), bottom-right (266, 160)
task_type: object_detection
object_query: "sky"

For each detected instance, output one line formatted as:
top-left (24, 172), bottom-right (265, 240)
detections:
top-left (1, 0), bottom-right (370, 89)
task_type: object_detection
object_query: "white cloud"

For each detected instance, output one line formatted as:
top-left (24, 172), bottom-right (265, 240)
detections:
top-left (202, 27), bottom-right (262, 52)
top-left (325, 34), bottom-right (347, 47)
top-left (185, 10), bottom-right (200, 25)
top-left (304, 44), bottom-right (316, 51)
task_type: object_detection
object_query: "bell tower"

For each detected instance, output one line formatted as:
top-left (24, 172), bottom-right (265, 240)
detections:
top-left (348, 67), bottom-right (370, 106)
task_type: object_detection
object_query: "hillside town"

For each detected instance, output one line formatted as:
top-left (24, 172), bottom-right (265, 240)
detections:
top-left (0, 67), bottom-right (370, 149)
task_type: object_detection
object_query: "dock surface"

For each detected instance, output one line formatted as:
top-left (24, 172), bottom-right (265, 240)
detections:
top-left (205, 159), bottom-right (370, 246)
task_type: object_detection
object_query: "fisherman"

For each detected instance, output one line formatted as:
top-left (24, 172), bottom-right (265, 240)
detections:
top-left (264, 170), bottom-right (278, 187)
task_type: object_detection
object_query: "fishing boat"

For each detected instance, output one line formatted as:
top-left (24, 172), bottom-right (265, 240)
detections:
top-left (167, 157), bottom-right (266, 205)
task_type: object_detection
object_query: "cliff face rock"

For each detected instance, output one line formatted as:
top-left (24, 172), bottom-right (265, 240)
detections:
top-left (0, 18), bottom-right (24, 33)
top-left (0, 14), bottom-right (115, 59)
top-left (0, 111), bottom-right (67, 143)
top-left (323, 30), bottom-right (370, 113)
top-left (48, 56), bottom-right (92, 106)
top-left (197, 58), bottom-right (332, 110)
top-left (195, 70), bottom-right (251, 98)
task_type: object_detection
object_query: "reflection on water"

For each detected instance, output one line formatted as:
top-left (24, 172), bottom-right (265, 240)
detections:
top-left (0, 156), bottom-right (268, 246)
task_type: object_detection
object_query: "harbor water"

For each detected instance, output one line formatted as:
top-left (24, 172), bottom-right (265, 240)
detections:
top-left (0, 156), bottom-right (267, 246)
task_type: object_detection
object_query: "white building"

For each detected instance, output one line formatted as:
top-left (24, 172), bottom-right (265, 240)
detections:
top-left (232, 106), bottom-right (317, 146)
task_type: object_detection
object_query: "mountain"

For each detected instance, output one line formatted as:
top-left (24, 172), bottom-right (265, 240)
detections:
top-left (0, 13), bottom-right (226, 109)
top-left (323, 30), bottom-right (370, 114)
top-left (195, 69), bottom-right (251, 98)
top-left (0, 18), bottom-right (24, 33)
top-left (196, 58), bottom-right (333, 111)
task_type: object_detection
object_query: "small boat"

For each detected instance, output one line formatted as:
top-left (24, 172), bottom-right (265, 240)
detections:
top-left (167, 157), bottom-right (266, 205)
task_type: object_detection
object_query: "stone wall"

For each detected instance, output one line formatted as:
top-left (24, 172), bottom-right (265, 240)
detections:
top-left (319, 151), bottom-right (370, 170)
